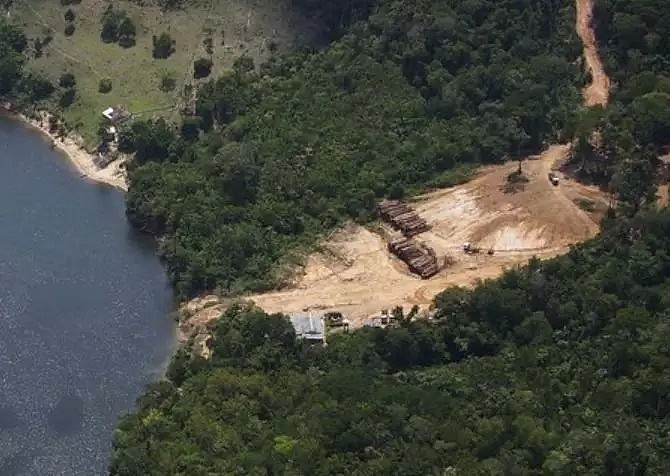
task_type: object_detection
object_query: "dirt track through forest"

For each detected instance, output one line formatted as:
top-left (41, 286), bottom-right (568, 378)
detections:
top-left (576, 0), bottom-right (610, 106)
top-left (181, 0), bottom-right (613, 335)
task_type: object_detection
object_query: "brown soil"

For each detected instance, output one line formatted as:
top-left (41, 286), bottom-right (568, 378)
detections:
top-left (576, 0), bottom-right (611, 107)
top-left (181, 145), bottom-right (609, 334)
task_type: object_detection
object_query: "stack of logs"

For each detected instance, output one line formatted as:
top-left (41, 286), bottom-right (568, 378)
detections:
top-left (378, 199), bottom-right (430, 237)
top-left (388, 238), bottom-right (440, 279)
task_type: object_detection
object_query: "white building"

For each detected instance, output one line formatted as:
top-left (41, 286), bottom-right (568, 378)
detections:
top-left (289, 314), bottom-right (325, 344)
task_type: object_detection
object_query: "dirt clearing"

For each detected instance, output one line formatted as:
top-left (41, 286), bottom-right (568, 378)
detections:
top-left (181, 145), bottom-right (610, 334)
top-left (177, 0), bottom-right (615, 336)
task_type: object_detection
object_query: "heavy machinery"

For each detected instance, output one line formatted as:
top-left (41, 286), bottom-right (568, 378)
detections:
top-left (463, 242), bottom-right (481, 254)
top-left (324, 311), bottom-right (344, 327)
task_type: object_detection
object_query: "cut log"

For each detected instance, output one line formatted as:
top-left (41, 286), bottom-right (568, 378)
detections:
top-left (387, 237), bottom-right (441, 279)
top-left (378, 199), bottom-right (431, 238)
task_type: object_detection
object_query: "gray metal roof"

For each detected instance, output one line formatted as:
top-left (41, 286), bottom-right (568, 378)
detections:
top-left (289, 315), bottom-right (324, 340)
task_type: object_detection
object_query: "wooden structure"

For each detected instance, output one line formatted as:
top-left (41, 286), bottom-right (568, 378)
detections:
top-left (388, 238), bottom-right (440, 279)
top-left (378, 200), bottom-right (431, 237)
top-left (365, 310), bottom-right (394, 328)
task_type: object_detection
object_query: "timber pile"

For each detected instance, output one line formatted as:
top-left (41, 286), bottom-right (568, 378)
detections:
top-left (378, 199), bottom-right (430, 237)
top-left (388, 238), bottom-right (440, 279)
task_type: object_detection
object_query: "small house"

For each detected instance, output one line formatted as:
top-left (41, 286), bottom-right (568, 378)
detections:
top-left (101, 106), bottom-right (130, 125)
top-left (100, 125), bottom-right (116, 143)
top-left (289, 314), bottom-right (325, 344)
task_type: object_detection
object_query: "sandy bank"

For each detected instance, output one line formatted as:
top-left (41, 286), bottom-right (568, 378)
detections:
top-left (2, 109), bottom-right (128, 191)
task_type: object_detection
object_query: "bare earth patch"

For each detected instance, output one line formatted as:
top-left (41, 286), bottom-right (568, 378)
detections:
top-left (181, 145), bottom-right (610, 335)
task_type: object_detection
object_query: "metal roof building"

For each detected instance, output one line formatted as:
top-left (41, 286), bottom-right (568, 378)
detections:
top-left (289, 314), bottom-right (325, 343)
top-left (101, 106), bottom-right (131, 124)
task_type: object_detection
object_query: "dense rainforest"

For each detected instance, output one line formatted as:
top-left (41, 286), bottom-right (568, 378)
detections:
top-left (124, 0), bottom-right (584, 298)
top-left (110, 207), bottom-right (670, 474)
top-left (107, 0), bottom-right (670, 473)
top-left (0, 0), bottom-right (667, 473)
top-left (596, 0), bottom-right (670, 105)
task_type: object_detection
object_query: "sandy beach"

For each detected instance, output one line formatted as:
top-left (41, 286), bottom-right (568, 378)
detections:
top-left (2, 108), bottom-right (128, 191)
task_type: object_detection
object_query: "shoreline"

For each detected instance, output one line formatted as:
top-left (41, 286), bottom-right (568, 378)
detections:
top-left (1, 108), bottom-right (128, 192)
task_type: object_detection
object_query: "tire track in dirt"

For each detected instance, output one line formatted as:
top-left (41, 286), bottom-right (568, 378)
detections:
top-left (539, 144), bottom-right (599, 235)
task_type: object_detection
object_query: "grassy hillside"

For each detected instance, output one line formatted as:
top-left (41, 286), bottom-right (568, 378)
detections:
top-left (7, 0), bottom-right (318, 143)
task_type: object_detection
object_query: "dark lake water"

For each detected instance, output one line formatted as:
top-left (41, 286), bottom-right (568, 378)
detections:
top-left (0, 118), bottom-right (176, 474)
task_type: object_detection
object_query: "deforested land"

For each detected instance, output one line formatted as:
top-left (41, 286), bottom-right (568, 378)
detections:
top-left (1, 0), bottom-right (670, 473)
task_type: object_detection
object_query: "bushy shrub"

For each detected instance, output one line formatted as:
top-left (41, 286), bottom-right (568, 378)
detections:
top-left (152, 33), bottom-right (174, 59)
top-left (101, 5), bottom-right (135, 47)
top-left (193, 58), bottom-right (213, 79)
top-left (98, 78), bottom-right (112, 93)
top-left (58, 72), bottom-right (76, 88)
top-left (159, 72), bottom-right (176, 92)
top-left (59, 87), bottom-right (76, 108)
